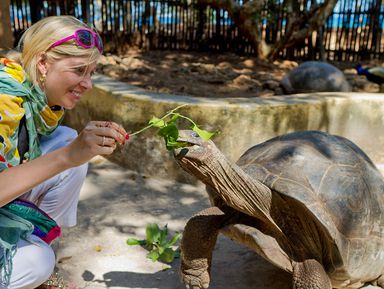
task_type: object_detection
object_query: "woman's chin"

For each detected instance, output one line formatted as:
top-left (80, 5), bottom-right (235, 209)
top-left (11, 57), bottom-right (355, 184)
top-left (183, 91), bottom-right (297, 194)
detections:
top-left (62, 102), bottom-right (76, 110)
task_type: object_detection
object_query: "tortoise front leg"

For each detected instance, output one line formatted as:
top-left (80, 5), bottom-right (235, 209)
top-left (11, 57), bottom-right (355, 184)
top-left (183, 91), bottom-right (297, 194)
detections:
top-left (180, 206), bottom-right (229, 289)
top-left (292, 259), bottom-right (332, 289)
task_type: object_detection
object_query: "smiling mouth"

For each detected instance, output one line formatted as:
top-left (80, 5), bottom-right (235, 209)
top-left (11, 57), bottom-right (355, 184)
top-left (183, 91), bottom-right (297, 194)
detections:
top-left (71, 90), bottom-right (82, 98)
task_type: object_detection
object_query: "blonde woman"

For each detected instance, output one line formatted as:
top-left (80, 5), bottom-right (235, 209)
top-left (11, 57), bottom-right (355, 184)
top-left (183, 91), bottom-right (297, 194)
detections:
top-left (0, 16), bottom-right (127, 288)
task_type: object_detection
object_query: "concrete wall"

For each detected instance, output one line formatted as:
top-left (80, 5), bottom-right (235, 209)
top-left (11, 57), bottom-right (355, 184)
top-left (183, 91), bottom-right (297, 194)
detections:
top-left (64, 75), bottom-right (384, 182)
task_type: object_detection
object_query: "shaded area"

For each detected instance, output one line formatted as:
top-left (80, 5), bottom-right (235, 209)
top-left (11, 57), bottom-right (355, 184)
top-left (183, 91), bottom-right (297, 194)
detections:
top-left (56, 157), bottom-right (292, 289)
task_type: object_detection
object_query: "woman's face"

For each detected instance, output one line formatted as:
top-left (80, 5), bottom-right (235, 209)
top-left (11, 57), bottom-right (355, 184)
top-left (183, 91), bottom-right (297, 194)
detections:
top-left (42, 56), bottom-right (97, 109)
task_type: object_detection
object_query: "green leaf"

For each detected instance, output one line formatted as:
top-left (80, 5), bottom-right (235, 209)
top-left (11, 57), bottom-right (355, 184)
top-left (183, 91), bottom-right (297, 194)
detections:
top-left (168, 113), bottom-right (180, 124)
top-left (146, 223), bottom-right (162, 244)
top-left (149, 117), bottom-right (166, 128)
top-left (130, 104), bottom-right (218, 144)
top-left (158, 124), bottom-right (181, 150)
top-left (147, 250), bottom-right (161, 262)
top-left (158, 225), bottom-right (169, 247)
top-left (192, 125), bottom-right (216, 140)
top-left (161, 265), bottom-right (172, 271)
top-left (158, 124), bottom-right (178, 138)
top-left (159, 248), bottom-right (175, 263)
top-left (126, 238), bottom-right (146, 246)
top-left (165, 232), bottom-right (182, 247)
top-left (127, 223), bottom-right (182, 264)
top-left (129, 105), bottom-right (218, 153)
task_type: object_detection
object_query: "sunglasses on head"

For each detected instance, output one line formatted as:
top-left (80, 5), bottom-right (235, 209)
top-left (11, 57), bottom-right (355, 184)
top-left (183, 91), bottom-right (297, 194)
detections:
top-left (48, 28), bottom-right (103, 53)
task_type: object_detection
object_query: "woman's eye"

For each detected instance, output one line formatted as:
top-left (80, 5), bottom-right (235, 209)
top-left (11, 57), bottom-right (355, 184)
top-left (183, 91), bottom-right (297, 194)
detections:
top-left (73, 67), bottom-right (86, 75)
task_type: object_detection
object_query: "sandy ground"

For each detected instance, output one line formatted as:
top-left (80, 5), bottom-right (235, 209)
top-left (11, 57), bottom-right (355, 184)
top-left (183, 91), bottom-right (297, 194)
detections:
top-left (55, 156), bottom-right (384, 289)
top-left (55, 156), bottom-right (293, 289)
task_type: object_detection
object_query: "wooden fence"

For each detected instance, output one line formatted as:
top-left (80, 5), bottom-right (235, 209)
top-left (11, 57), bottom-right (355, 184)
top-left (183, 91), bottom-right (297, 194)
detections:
top-left (10, 0), bottom-right (384, 61)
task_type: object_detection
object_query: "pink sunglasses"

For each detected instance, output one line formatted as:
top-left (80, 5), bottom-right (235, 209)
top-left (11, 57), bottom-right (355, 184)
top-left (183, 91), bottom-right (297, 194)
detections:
top-left (48, 28), bottom-right (103, 53)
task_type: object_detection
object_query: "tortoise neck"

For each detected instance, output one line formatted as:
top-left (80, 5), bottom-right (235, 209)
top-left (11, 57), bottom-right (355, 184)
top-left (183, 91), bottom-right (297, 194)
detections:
top-left (203, 154), bottom-right (280, 231)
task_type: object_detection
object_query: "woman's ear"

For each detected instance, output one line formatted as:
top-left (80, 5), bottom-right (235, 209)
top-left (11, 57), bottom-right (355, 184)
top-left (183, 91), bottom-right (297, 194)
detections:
top-left (36, 52), bottom-right (49, 75)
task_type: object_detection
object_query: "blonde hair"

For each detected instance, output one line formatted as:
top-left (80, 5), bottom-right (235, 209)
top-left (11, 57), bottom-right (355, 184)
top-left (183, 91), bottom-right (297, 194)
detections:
top-left (8, 16), bottom-right (102, 85)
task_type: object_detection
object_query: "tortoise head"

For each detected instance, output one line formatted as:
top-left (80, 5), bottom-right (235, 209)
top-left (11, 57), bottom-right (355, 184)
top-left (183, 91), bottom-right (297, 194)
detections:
top-left (173, 130), bottom-right (223, 183)
top-left (173, 130), bottom-right (282, 233)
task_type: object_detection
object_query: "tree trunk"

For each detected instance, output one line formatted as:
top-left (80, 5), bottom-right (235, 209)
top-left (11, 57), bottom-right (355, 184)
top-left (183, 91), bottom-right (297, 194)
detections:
top-left (0, 0), bottom-right (14, 50)
top-left (197, 0), bottom-right (337, 61)
top-left (197, 0), bottom-right (269, 59)
top-left (267, 0), bottom-right (338, 60)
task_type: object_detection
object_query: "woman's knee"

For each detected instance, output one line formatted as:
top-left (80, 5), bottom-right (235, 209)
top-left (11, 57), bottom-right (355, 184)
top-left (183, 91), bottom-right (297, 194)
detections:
top-left (9, 238), bottom-right (55, 289)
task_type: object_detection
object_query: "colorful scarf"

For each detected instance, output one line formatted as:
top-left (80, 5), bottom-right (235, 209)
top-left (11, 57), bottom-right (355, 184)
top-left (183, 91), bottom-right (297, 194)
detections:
top-left (0, 58), bottom-right (64, 286)
top-left (3, 199), bottom-right (61, 244)
top-left (0, 199), bottom-right (61, 287)
top-left (0, 58), bottom-right (65, 168)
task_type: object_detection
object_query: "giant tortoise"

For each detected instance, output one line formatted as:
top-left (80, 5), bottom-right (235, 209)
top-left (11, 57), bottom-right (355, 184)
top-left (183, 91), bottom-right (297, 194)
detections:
top-left (173, 130), bottom-right (384, 289)
top-left (280, 61), bottom-right (352, 94)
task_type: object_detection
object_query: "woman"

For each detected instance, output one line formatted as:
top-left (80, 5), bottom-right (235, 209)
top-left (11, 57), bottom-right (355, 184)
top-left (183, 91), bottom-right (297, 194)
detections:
top-left (0, 16), bottom-right (127, 288)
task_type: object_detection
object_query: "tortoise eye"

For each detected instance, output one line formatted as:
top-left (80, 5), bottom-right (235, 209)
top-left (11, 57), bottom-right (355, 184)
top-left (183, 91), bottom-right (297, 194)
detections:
top-left (191, 132), bottom-right (200, 138)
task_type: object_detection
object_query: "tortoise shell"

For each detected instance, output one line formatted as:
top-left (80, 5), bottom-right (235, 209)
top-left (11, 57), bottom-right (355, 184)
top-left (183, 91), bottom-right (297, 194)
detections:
top-left (280, 61), bottom-right (352, 94)
top-left (223, 131), bottom-right (384, 286)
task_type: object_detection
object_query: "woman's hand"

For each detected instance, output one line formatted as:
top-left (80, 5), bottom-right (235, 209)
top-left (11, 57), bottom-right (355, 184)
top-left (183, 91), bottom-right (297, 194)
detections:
top-left (0, 121), bottom-right (128, 206)
top-left (63, 121), bottom-right (128, 167)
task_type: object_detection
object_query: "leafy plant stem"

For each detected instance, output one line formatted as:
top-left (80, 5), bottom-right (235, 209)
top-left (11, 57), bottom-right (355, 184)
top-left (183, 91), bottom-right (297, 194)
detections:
top-left (171, 113), bottom-right (197, 127)
top-left (129, 104), bottom-right (188, 136)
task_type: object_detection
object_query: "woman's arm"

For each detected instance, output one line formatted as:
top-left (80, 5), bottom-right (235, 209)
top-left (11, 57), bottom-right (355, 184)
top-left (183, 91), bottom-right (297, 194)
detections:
top-left (0, 121), bottom-right (127, 207)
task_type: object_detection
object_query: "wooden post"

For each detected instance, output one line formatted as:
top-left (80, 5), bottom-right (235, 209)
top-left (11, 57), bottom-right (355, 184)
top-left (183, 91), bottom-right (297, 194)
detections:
top-left (0, 0), bottom-right (14, 50)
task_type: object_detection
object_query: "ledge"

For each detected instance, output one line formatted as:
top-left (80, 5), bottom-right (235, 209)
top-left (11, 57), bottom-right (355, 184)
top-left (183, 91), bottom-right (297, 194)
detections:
top-left (64, 75), bottom-right (384, 182)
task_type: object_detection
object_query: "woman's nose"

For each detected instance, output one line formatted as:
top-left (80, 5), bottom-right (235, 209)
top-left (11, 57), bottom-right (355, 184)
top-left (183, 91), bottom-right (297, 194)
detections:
top-left (80, 76), bottom-right (93, 89)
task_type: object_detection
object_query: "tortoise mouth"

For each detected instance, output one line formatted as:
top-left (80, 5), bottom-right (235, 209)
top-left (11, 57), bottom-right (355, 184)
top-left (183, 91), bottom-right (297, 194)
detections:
top-left (173, 137), bottom-right (201, 158)
top-left (173, 147), bottom-right (190, 159)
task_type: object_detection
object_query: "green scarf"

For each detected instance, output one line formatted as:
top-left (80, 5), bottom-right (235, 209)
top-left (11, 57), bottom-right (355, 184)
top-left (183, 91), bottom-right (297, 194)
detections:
top-left (0, 58), bottom-right (64, 286)
top-left (0, 208), bottom-right (33, 287)
top-left (0, 58), bottom-right (64, 167)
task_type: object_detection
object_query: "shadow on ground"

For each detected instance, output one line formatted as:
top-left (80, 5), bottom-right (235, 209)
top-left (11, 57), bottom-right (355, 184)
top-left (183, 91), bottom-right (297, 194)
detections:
top-left (56, 157), bottom-right (291, 289)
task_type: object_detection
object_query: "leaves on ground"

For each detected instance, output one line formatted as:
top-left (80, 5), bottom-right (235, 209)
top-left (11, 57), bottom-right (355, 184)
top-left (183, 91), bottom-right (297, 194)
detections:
top-left (127, 223), bottom-right (181, 264)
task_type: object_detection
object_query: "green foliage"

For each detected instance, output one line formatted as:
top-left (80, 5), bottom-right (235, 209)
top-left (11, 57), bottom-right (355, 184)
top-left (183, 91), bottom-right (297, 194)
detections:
top-left (126, 106), bottom-right (217, 264)
top-left (127, 223), bottom-right (181, 263)
top-left (130, 104), bottom-right (218, 150)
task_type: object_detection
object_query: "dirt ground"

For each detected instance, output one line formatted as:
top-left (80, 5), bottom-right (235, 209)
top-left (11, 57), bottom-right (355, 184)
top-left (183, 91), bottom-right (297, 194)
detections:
top-left (56, 157), bottom-right (383, 289)
top-left (97, 50), bottom-right (383, 98)
top-left (56, 157), bottom-right (294, 289)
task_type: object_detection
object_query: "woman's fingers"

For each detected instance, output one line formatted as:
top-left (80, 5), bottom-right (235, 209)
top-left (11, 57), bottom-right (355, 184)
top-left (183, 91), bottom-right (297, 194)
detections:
top-left (99, 135), bottom-right (117, 148)
top-left (93, 121), bottom-right (126, 135)
top-left (85, 121), bottom-right (127, 145)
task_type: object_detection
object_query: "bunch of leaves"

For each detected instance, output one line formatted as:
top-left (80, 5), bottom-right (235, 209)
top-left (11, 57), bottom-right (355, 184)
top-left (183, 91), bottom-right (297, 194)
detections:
top-left (130, 104), bottom-right (218, 150)
top-left (126, 223), bottom-right (182, 263)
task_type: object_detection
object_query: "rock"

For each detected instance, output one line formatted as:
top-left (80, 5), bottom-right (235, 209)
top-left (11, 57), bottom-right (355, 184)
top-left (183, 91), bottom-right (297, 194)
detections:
top-left (274, 60), bottom-right (298, 69)
top-left (232, 75), bottom-right (259, 86)
top-left (243, 59), bottom-right (255, 68)
top-left (217, 61), bottom-right (232, 69)
top-left (280, 61), bottom-right (352, 94)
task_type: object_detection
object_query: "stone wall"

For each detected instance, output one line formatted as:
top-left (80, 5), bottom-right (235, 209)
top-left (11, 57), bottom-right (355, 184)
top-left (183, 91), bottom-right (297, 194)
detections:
top-left (64, 75), bottom-right (384, 182)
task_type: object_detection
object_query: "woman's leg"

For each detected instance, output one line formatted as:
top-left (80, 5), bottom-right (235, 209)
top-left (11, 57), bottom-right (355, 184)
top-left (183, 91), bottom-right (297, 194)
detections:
top-left (20, 126), bottom-right (88, 227)
top-left (10, 126), bottom-right (87, 288)
top-left (8, 235), bottom-right (55, 289)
